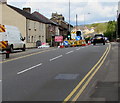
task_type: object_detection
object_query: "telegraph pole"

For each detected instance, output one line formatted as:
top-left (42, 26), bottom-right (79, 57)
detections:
top-left (69, 0), bottom-right (70, 31)
top-left (68, 0), bottom-right (71, 40)
top-left (76, 14), bottom-right (78, 30)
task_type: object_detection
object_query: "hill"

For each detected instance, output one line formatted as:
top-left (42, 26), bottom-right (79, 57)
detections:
top-left (86, 22), bottom-right (108, 33)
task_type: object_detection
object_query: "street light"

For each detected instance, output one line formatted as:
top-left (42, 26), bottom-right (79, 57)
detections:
top-left (69, 0), bottom-right (71, 32)
top-left (84, 12), bottom-right (91, 27)
top-left (68, 0), bottom-right (71, 40)
top-left (76, 14), bottom-right (78, 30)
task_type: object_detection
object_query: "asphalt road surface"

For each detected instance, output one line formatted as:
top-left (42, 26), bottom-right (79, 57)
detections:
top-left (1, 43), bottom-right (119, 102)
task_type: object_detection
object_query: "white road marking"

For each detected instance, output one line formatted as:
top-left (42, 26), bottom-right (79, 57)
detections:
top-left (50, 55), bottom-right (63, 61)
top-left (76, 48), bottom-right (80, 50)
top-left (66, 51), bottom-right (74, 54)
top-left (81, 47), bottom-right (85, 48)
top-left (17, 63), bottom-right (43, 75)
top-left (0, 80), bottom-right (2, 82)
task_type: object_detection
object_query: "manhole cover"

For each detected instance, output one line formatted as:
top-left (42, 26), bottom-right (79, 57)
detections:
top-left (55, 74), bottom-right (79, 80)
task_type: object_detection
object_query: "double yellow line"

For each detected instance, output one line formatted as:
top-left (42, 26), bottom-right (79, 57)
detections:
top-left (63, 44), bottom-right (111, 102)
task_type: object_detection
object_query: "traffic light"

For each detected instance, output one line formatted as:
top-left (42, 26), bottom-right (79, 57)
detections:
top-left (76, 31), bottom-right (81, 36)
top-left (67, 31), bottom-right (71, 40)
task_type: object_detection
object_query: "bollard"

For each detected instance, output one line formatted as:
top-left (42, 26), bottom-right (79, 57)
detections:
top-left (6, 51), bottom-right (10, 58)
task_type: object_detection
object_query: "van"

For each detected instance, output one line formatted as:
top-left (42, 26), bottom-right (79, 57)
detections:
top-left (0, 24), bottom-right (26, 52)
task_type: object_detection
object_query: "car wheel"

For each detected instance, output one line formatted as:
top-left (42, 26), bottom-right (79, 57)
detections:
top-left (93, 43), bottom-right (96, 45)
top-left (103, 42), bottom-right (105, 45)
top-left (22, 44), bottom-right (26, 51)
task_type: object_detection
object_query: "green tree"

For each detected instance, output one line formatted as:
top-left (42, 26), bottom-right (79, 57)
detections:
top-left (104, 21), bottom-right (117, 41)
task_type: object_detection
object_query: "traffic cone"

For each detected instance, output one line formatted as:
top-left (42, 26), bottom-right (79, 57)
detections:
top-left (60, 45), bottom-right (64, 48)
top-left (88, 40), bottom-right (91, 45)
top-left (82, 40), bottom-right (86, 46)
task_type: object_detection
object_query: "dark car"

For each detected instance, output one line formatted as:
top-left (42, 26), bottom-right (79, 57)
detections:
top-left (93, 34), bottom-right (105, 45)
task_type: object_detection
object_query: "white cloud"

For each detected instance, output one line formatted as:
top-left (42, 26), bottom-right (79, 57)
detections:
top-left (8, 0), bottom-right (28, 2)
top-left (8, 0), bottom-right (119, 2)
top-left (7, 0), bottom-right (118, 25)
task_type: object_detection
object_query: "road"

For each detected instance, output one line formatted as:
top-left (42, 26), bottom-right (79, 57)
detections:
top-left (1, 43), bottom-right (119, 102)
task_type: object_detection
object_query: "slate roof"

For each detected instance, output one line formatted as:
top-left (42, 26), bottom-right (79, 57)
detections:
top-left (32, 12), bottom-right (58, 25)
top-left (7, 4), bottom-right (54, 24)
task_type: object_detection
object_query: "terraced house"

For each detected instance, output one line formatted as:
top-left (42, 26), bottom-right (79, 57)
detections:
top-left (32, 11), bottom-right (59, 46)
top-left (0, 1), bottom-right (47, 48)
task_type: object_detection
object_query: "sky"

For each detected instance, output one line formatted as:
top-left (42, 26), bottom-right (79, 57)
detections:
top-left (7, 0), bottom-right (119, 26)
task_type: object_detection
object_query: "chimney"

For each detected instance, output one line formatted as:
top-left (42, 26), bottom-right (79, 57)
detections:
top-left (23, 8), bottom-right (31, 13)
top-left (0, 0), bottom-right (7, 4)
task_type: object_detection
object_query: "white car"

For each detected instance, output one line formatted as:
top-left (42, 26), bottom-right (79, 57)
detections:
top-left (38, 44), bottom-right (50, 48)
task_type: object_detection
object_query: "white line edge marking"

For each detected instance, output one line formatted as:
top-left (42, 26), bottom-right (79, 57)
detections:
top-left (17, 63), bottom-right (43, 75)
top-left (76, 48), bottom-right (80, 50)
top-left (50, 55), bottom-right (63, 61)
top-left (66, 51), bottom-right (74, 54)
top-left (0, 80), bottom-right (2, 82)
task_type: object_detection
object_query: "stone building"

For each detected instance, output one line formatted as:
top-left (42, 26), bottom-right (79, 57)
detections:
top-left (0, 2), bottom-right (46, 48)
top-left (50, 12), bottom-right (73, 39)
top-left (32, 11), bottom-right (59, 46)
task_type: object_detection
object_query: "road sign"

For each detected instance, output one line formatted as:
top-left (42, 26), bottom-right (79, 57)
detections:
top-left (71, 31), bottom-right (76, 39)
top-left (76, 36), bottom-right (81, 41)
top-left (55, 36), bottom-right (63, 42)
top-left (63, 41), bottom-right (69, 46)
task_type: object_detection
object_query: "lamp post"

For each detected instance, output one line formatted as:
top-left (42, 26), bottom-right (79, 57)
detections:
top-left (68, 0), bottom-right (71, 40)
top-left (84, 12), bottom-right (91, 27)
top-left (69, 0), bottom-right (70, 32)
top-left (76, 14), bottom-right (78, 30)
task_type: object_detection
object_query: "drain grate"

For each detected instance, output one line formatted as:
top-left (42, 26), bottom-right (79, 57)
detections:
top-left (55, 74), bottom-right (79, 80)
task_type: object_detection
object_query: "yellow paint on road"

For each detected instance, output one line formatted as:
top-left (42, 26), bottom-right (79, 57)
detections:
top-left (0, 48), bottom-right (56, 63)
top-left (71, 44), bottom-right (111, 101)
top-left (63, 44), bottom-right (111, 102)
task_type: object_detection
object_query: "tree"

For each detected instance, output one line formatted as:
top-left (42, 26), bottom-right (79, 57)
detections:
top-left (104, 21), bottom-right (117, 41)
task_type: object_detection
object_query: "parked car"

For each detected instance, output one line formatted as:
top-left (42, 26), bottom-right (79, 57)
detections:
top-left (0, 24), bottom-right (26, 53)
top-left (38, 43), bottom-right (50, 48)
top-left (93, 34), bottom-right (105, 45)
top-left (104, 37), bottom-right (109, 43)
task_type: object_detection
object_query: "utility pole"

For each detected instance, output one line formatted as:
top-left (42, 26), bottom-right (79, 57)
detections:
top-left (68, 0), bottom-right (71, 40)
top-left (69, 0), bottom-right (71, 31)
top-left (76, 14), bottom-right (78, 30)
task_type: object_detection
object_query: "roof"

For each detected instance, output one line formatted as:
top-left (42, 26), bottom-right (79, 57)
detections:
top-left (32, 12), bottom-right (58, 25)
top-left (64, 21), bottom-right (73, 27)
top-left (7, 5), bottom-right (46, 23)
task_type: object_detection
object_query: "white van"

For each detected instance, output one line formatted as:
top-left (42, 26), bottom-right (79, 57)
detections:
top-left (0, 25), bottom-right (26, 52)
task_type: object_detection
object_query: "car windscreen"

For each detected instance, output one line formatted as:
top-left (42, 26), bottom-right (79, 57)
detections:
top-left (94, 34), bottom-right (103, 37)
